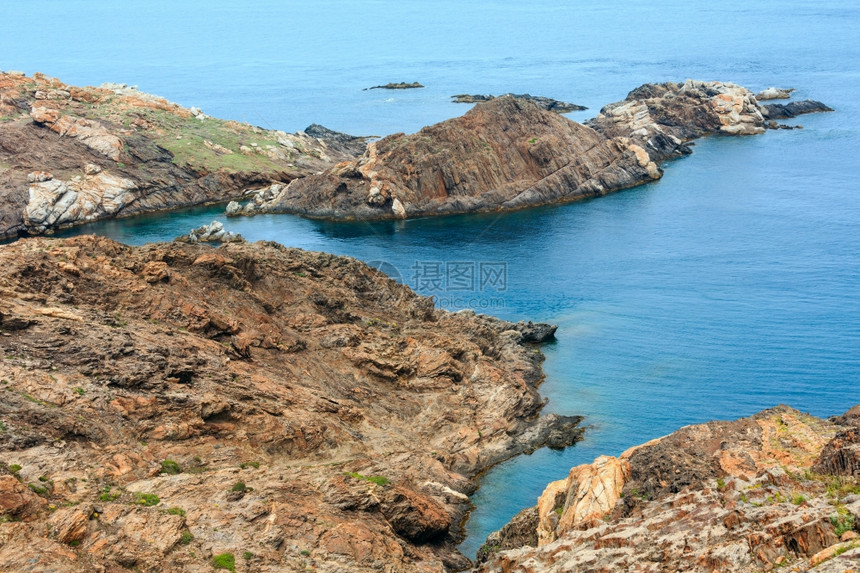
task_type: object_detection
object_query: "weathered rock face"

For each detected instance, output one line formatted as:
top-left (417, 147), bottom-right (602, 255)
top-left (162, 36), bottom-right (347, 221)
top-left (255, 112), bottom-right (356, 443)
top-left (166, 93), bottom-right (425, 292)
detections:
top-left (249, 80), bottom-right (830, 221)
top-left (256, 95), bottom-right (660, 220)
top-left (0, 72), bottom-right (366, 239)
top-left (475, 406), bottom-right (860, 572)
top-left (0, 235), bottom-right (580, 572)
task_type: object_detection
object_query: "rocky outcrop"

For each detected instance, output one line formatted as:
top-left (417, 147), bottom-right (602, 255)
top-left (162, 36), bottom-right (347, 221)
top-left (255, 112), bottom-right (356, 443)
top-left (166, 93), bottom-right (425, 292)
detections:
top-left (0, 235), bottom-right (581, 572)
top-left (366, 82), bottom-right (425, 90)
top-left (451, 94), bottom-right (587, 113)
top-left (246, 80), bottom-right (830, 221)
top-left (756, 87), bottom-right (795, 100)
top-left (173, 220), bottom-right (245, 244)
top-left (475, 406), bottom-right (860, 572)
top-left (253, 95), bottom-right (660, 220)
top-left (0, 72), bottom-right (366, 239)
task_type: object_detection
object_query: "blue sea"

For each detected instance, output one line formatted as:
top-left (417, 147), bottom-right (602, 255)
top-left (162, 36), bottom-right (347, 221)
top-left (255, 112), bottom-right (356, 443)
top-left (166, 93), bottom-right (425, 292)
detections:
top-left (4, 0), bottom-right (859, 560)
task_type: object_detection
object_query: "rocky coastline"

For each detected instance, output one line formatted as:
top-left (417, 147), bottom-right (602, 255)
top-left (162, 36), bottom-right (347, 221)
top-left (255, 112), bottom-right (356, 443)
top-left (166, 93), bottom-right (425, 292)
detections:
top-left (242, 80), bottom-right (831, 221)
top-left (0, 235), bottom-right (582, 572)
top-left (475, 405), bottom-right (860, 572)
top-left (0, 72), bottom-right (367, 240)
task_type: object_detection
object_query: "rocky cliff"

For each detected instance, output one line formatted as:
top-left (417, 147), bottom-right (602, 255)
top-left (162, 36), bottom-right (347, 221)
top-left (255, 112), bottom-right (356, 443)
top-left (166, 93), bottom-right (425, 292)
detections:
top-left (0, 235), bottom-right (581, 572)
top-left (475, 405), bottom-right (860, 572)
top-left (246, 80), bottom-right (830, 221)
top-left (0, 72), bottom-right (366, 240)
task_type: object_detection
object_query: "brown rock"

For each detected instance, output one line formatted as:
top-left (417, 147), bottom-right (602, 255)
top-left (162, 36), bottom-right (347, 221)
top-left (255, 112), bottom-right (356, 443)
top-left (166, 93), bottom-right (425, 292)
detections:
top-left (48, 505), bottom-right (92, 543)
top-left (259, 95), bottom-right (659, 220)
top-left (379, 485), bottom-right (451, 543)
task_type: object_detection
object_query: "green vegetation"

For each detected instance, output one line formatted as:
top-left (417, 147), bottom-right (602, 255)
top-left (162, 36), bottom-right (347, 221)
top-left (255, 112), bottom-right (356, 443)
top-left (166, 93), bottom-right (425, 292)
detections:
top-left (790, 493), bottom-right (807, 506)
top-left (73, 387), bottom-right (85, 396)
top-left (179, 531), bottom-right (194, 545)
top-left (99, 486), bottom-right (121, 502)
top-left (0, 420), bottom-right (6, 433)
top-left (211, 552), bottom-right (236, 571)
top-left (28, 483), bottom-right (47, 495)
top-left (716, 477), bottom-right (726, 490)
top-left (230, 482), bottom-right (246, 493)
top-left (300, 550), bottom-right (311, 557)
top-left (830, 506), bottom-right (855, 537)
top-left (133, 492), bottom-right (160, 506)
top-left (166, 507), bottom-right (186, 517)
top-left (345, 472), bottom-right (390, 486)
top-left (8, 464), bottom-right (21, 474)
top-left (239, 461), bottom-right (260, 469)
top-left (554, 506), bottom-right (564, 516)
top-left (243, 551), bottom-right (253, 560)
top-left (528, 137), bottom-right (538, 144)
top-left (160, 459), bottom-right (182, 475)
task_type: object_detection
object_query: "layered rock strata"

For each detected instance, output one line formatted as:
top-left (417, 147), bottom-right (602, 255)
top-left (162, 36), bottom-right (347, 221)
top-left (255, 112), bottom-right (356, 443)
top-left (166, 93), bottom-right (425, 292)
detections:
top-left (476, 405), bottom-right (860, 573)
top-left (251, 80), bottom-right (830, 221)
top-left (0, 235), bottom-right (581, 572)
top-left (0, 72), bottom-right (366, 239)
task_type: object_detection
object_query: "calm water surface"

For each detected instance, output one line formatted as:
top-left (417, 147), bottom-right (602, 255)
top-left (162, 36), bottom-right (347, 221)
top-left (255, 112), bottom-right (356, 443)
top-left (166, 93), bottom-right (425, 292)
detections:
top-left (4, 0), bottom-right (859, 559)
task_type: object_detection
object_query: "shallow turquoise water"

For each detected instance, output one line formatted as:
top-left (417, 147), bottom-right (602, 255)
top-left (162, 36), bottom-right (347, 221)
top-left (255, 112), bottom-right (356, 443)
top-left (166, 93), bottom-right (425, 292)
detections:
top-left (4, 0), bottom-right (860, 560)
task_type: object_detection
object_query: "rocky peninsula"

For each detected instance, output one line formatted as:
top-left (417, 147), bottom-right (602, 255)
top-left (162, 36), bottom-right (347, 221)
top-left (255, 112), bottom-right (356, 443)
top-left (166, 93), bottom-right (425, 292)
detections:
top-left (0, 234), bottom-right (580, 572)
top-left (243, 80), bottom-right (831, 221)
top-left (0, 72), bottom-right (367, 240)
top-left (476, 405), bottom-right (860, 572)
top-left (1, 73), bottom-right (832, 237)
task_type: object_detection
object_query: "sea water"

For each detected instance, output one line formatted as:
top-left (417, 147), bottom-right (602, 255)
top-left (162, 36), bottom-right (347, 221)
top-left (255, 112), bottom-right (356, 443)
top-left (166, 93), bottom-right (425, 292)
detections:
top-left (3, 0), bottom-right (859, 559)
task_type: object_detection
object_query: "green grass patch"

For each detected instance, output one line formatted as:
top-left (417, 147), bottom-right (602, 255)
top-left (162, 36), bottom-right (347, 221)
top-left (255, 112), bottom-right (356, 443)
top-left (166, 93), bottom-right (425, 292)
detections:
top-left (160, 459), bottom-right (182, 475)
top-left (179, 530), bottom-right (194, 545)
top-left (166, 507), bottom-right (186, 517)
top-left (230, 482), bottom-right (246, 493)
top-left (133, 492), bottom-right (160, 506)
top-left (345, 471), bottom-right (390, 486)
top-left (211, 552), bottom-right (236, 571)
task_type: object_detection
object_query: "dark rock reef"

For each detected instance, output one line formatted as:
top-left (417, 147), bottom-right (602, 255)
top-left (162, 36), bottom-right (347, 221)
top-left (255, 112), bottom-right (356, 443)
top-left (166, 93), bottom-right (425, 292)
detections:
top-left (249, 80), bottom-right (831, 221)
top-left (0, 235), bottom-right (580, 572)
top-left (451, 94), bottom-right (587, 113)
top-left (366, 82), bottom-right (425, 90)
top-left (475, 406), bottom-right (860, 572)
top-left (0, 72), bottom-right (366, 240)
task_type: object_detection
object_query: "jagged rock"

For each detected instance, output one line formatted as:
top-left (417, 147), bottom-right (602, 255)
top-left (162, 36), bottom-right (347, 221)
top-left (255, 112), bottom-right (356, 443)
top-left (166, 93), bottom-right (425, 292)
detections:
top-left (755, 87), bottom-right (795, 100)
top-left (366, 82), bottom-right (424, 90)
top-left (763, 100), bottom-right (834, 119)
top-left (174, 220), bottom-right (245, 244)
top-left (813, 426), bottom-right (860, 476)
top-left (1, 71), bottom-right (366, 239)
top-left (257, 95), bottom-right (659, 220)
top-left (476, 406), bottom-right (859, 573)
top-left (512, 320), bottom-right (557, 343)
top-left (0, 235), bottom-right (570, 572)
top-left (452, 93), bottom-right (587, 113)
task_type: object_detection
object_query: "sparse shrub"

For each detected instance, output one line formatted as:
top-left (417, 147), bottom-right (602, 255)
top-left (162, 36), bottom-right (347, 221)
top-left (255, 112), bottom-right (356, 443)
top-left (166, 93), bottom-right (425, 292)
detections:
top-left (230, 482), bottom-right (246, 493)
top-left (212, 552), bottom-right (236, 571)
top-left (243, 551), bottom-right (253, 560)
top-left (166, 507), bottom-right (186, 517)
top-left (160, 459), bottom-right (182, 475)
top-left (28, 483), bottom-right (47, 495)
top-left (134, 492), bottom-right (160, 506)
top-left (179, 530), bottom-right (194, 545)
top-left (791, 493), bottom-right (807, 506)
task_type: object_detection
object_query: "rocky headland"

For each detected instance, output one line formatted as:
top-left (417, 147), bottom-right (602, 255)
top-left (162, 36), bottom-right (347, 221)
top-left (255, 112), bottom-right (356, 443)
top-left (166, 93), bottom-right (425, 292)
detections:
top-left (0, 72), bottom-right (367, 240)
top-left (243, 80), bottom-right (831, 221)
top-left (475, 405), bottom-right (860, 572)
top-left (0, 234), bottom-right (581, 572)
